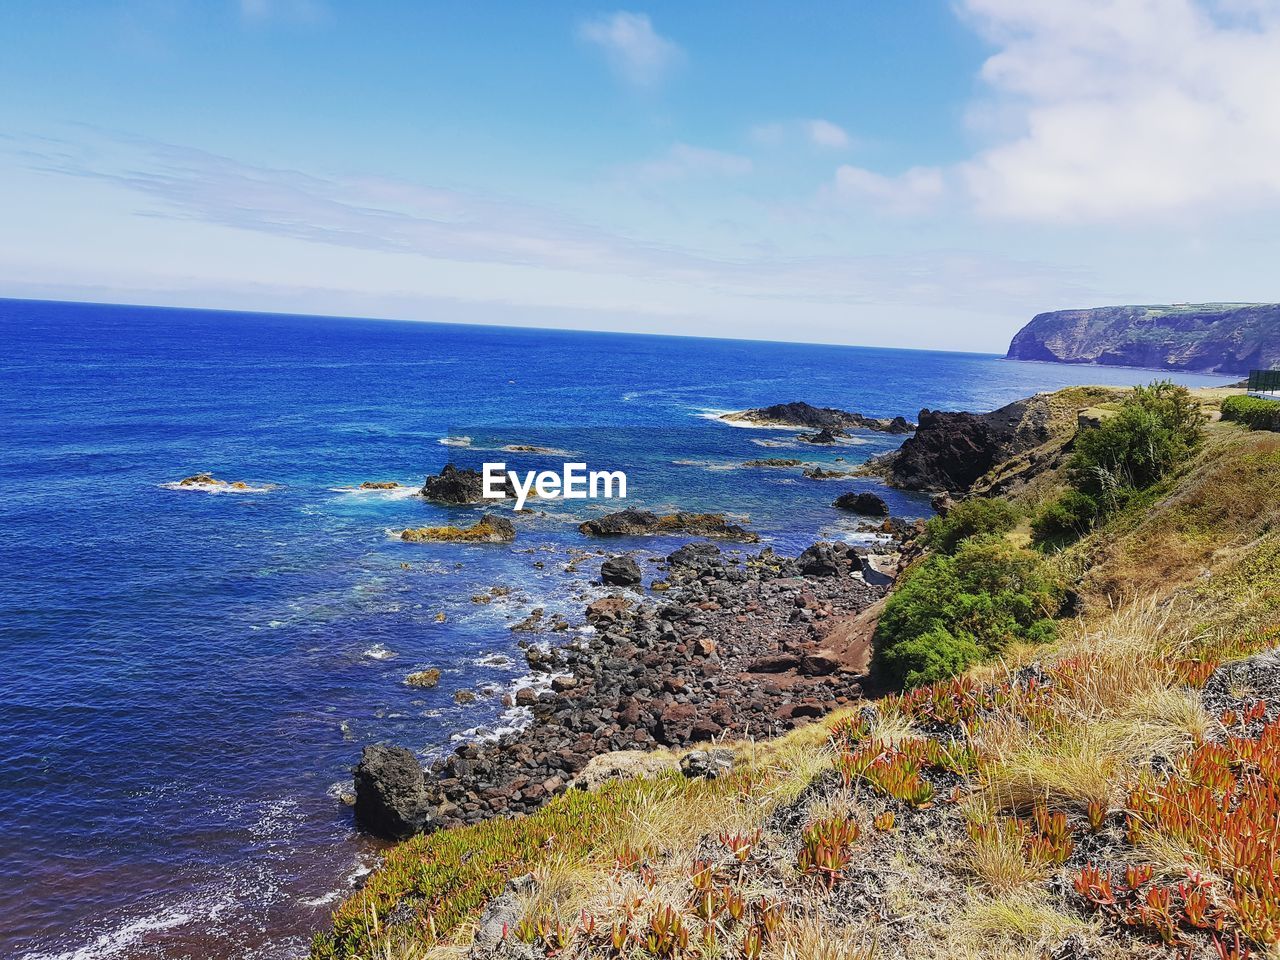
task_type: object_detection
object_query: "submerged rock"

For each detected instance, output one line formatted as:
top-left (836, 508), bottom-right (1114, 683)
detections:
top-left (353, 744), bottom-right (435, 839)
top-left (579, 510), bottom-right (759, 543)
top-left (742, 458), bottom-right (803, 467)
top-left (400, 513), bottom-right (516, 544)
top-left (833, 491), bottom-right (889, 516)
top-left (601, 555), bottom-right (642, 586)
top-left (799, 428), bottom-right (843, 445)
top-left (176, 473), bottom-right (251, 490)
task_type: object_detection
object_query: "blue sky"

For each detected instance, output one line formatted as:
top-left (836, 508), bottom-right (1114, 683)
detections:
top-left (2, 1), bottom-right (1280, 350)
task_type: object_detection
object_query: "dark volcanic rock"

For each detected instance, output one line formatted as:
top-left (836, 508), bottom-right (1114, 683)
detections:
top-left (868, 386), bottom-right (1127, 495)
top-left (799, 428), bottom-right (843, 444)
top-left (601, 555), bottom-right (642, 586)
top-left (796, 541), bottom-right (862, 577)
top-left (420, 464), bottom-right (512, 504)
top-left (721, 401), bottom-right (914, 434)
top-left (833, 491), bottom-right (889, 516)
top-left (667, 542), bottom-right (722, 567)
top-left (354, 744), bottom-right (435, 839)
top-left (1006, 303), bottom-right (1280, 376)
top-left (402, 536), bottom-right (893, 833)
top-left (579, 510), bottom-right (759, 543)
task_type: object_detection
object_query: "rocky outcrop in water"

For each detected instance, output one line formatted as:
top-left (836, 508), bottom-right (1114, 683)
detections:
top-left (420, 464), bottom-right (514, 504)
top-left (720, 402), bottom-right (914, 434)
top-left (1005, 303), bottom-right (1280, 375)
top-left (833, 491), bottom-right (889, 516)
top-left (354, 744), bottom-right (436, 839)
top-left (400, 514), bottom-right (516, 543)
top-left (579, 509), bottom-right (759, 543)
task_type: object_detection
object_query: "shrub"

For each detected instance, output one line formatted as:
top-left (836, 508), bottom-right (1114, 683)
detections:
top-left (1221, 394), bottom-right (1280, 431)
top-left (922, 497), bottom-right (1020, 554)
top-left (1070, 381), bottom-right (1204, 500)
top-left (874, 539), bottom-right (1066, 688)
top-left (877, 626), bottom-right (983, 689)
top-left (1031, 490), bottom-right (1101, 546)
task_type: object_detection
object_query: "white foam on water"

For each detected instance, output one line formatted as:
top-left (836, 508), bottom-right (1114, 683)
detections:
top-left (437, 436), bottom-right (472, 447)
top-left (159, 481), bottom-right (277, 494)
top-left (329, 484), bottom-right (420, 500)
top-left (362, 643), bottom-right (396, 661)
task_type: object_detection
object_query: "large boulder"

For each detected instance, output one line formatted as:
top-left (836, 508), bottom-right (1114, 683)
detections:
top-left (601, 555), bottom-right (642, 586)
top-left (354, 744), bottom-right (435, 839)
top-left (420, 464), bottom-right (513, 504)
top-left (797, 541), bottom-right (862, 577)
top-left (833, 491), bottom-right (889, 516)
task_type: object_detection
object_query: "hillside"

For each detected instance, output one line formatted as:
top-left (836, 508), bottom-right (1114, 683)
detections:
top-left (314, 385), bottom-right (1280, 960)
top-left (1005, 304), bottom-right (1280, 375)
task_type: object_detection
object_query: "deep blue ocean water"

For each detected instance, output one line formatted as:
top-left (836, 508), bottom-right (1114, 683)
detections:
top-left (0, 298), bottom-right (1232, 959)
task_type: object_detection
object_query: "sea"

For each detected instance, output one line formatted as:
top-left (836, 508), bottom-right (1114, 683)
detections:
top-left (0, 298), bottom-right (1233, 959)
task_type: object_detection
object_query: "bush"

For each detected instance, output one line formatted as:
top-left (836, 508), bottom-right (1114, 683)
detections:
top-left (1070, 381), bottom-right (1204, 500)
top-left (874, 539), bottom-right (1066, 688)
top-left (922, 497), bottom-right (1020, 554)
top-left (1221, 394), bottom-right (1280, 431)
top-left (1031, 490), bottom-right (1101, 545)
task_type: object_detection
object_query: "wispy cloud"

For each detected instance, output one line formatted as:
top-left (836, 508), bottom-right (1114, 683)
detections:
top-left (804, 119), bottom-right (851, 149)
top-left (577, 11), bottom-right (682, 89)
top-left (750, 119), bottom-right (852, 150)
top-left (12, 130), bottom-right (1088, 331)
top-left (626, 142), bottom-right (753, 182)
top-left (831, 164), bottom-right (946, 216)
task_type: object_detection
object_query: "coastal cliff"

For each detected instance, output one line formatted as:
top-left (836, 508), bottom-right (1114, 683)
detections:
top-left (1005, 303), bottom-right (1280, 375)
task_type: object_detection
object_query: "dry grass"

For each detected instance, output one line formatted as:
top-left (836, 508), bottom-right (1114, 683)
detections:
top-left (767, 916), bottom-right (874, 960)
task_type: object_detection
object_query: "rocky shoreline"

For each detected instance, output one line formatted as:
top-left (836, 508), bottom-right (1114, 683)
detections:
top-left (353, 535), bottom-right (903, 836)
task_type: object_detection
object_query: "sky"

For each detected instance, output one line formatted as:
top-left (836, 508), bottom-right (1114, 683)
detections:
top-left (2, 0), bottom-right (1280, 351)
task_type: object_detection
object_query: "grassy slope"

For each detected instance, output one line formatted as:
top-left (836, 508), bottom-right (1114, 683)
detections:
top-left (314, 390), bottom-right (1280, 960)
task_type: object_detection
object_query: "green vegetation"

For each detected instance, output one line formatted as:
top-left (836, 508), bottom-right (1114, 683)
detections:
top-left (874, 538), bottom-right (1065, 688)
top-left (1221, 393), bottom-right (1280, 431)
top-left (921, 497), bottom-right (1019, 555)
top-left (1030, 490), bottom-right (1100, 546)
top-left (1032, 382), bottom-right (1205, 547)
top-left (1069, 381), bottom-right (1204, 500)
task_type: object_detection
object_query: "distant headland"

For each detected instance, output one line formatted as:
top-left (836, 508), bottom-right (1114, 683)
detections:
top-left (1005, 302), bottom-right (1279, 376)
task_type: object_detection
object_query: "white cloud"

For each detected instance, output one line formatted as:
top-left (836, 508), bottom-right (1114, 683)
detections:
top-left (832, 164), bottom-right (945, 215)
top-left (629, 142), bottom-right (753, 181)
top-left (804, 119), bottom-right (851, 149)
top-left (958, 0), bottom-right (1280, 221)
top-left (577, 11), bottom-right (682, 89)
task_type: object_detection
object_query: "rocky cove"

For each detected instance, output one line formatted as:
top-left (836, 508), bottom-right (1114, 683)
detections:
top-left (352, 534), bottom-right (902, 837)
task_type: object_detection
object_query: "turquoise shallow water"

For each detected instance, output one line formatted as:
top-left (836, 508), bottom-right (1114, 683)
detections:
top-left (0, 298), bottom-right (1233, 958)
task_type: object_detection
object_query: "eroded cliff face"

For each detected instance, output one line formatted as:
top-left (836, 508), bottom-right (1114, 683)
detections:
top-left (1005, 303), bottom-right (1279, 375)
top-left (870, 386), bottom-right (1124, 494)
